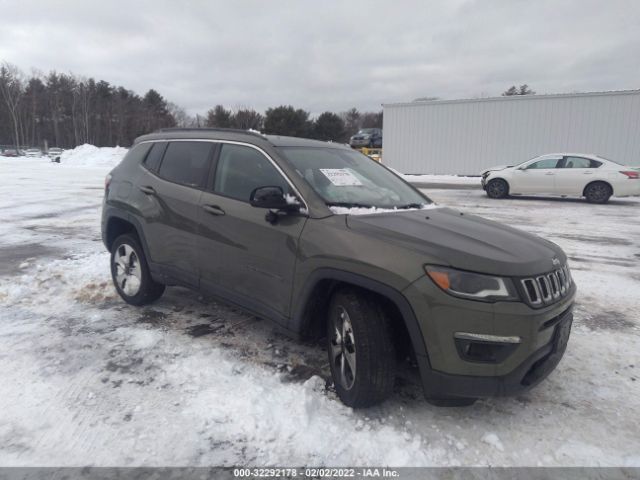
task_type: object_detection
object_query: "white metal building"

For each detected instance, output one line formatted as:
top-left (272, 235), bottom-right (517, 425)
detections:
top-left (382, 90), bottom-right (640, 175)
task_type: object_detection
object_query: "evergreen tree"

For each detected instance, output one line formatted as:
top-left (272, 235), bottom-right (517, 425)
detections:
top-left (263, 105), bottom-right (311, 137)
top-left (502, 84), bottom-right (535, 96)
top-left (206, 104), bottom-right (233, 128)
top-left (232, 108), bottom-right (263, 130)
top-left (312, 111), bottom-right (346, 141)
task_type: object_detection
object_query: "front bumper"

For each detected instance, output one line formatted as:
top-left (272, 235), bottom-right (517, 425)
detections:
top-left (403, 276), bottom-right (576, 398)
top-left (415, 307), bottom-right (572, 398)
top-left (350, 139), bottom-right (371, 147)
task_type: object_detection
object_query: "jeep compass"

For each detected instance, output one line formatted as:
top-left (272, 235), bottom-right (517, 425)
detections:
top-left (102, 128), bottom-right (575, 408)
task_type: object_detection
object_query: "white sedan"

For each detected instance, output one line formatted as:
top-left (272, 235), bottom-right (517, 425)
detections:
top-left (481, 153), bottom-right (640, 204)
top-left (24, 148), bottom-right (43, 157)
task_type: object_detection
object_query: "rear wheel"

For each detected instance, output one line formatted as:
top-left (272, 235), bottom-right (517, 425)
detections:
top-left (486, 178), bottom-right (509, 199)
top-left (584, 181), bottom-right (612, 204)
top-left (110, 233), bottom-right (165, 306)
top-left (326, 289), bottom-right (396, 408)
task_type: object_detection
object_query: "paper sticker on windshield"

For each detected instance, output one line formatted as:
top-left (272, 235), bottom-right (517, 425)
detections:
top-left (320, 169), bottom-right (363, 186)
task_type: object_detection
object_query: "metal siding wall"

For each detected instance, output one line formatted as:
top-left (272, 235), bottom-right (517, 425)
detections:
top-left (383, 92), bottom-right (640, 175)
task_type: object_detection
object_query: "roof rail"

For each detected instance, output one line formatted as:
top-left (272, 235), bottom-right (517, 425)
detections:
top-left (155, 127), bottom-right (266, 138)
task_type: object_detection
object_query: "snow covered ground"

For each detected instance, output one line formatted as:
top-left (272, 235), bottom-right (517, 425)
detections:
top-left (0, 148), bottom-right (639, 467)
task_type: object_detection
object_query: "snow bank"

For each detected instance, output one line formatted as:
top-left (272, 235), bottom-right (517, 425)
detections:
top-left (58, 144), bottom-right (128, 167)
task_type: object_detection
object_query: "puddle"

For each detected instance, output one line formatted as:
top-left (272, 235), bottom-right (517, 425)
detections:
top-left (186, 323), bottom-right (225, 337)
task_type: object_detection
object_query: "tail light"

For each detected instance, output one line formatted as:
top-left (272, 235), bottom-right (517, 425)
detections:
top-left (105, 174), bottom-right (113, 193)
top-left (620, 171), bottom-right (639, 179)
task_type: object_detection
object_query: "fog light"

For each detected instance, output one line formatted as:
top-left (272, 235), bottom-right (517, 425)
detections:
top-left (454, 332), bottom-right (521, 344)
top-left (454, 332), bottom-right (521, 363)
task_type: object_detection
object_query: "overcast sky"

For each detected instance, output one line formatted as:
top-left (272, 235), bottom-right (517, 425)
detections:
top-left (1, 0), bottom-right (638, 116)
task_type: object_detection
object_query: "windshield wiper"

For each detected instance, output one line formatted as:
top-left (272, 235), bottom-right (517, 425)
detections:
top-left (396, 203), bottom-right (424, 209)
top-left (325, 202), bottom-right (374, 209)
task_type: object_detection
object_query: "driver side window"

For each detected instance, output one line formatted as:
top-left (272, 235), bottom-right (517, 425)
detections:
top-left (213, 144), bottom-right (291, 202)
top-left (526, 158), bottom-right (560, 169)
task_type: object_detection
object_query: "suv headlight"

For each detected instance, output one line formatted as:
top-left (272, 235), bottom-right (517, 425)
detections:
top-left (425, 266), bottom-right (519, 302)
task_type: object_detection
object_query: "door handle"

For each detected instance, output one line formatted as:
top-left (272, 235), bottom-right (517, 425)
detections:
top-left (139, 185), bottom-right (156, 195)
top-left (202, 204), bottom-right (225, 216)
top-left (545, 172), bottom-right (555, 175)
top-left (583, 171), bottom-right (593, 174)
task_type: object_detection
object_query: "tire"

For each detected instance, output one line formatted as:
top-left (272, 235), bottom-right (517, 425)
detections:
top-left (486, 178), bottom-right (509, 199)
top-left (326, 288), bottom-right (396, 408)
top-left (584, 181), bottom-right (612, 204)
top-left (110, 233), bottom-right (165, 306)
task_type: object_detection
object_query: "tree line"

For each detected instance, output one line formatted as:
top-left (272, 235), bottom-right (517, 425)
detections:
top-left (0, 61), bottom-right (382, 150)
top-left (1, 60), bottom-right (535, 151)
top-left (204, 105), bottom-right (382, 143)
top-left (0, 62), bottom-right (176, 149)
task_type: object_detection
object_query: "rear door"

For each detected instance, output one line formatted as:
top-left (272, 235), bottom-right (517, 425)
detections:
top-left (197, 143), bottom-right (307, 322)
top-left (137, 140), bottom-right (215, 286)
top-left (554, 156), bottom-right (603, 195)
top-left (511, 157), bottom-right (561, 194)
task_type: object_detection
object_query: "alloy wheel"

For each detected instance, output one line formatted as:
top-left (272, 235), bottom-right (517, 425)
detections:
top-left (330, 306), bottom-right (357, 390)
top-left (589, 184), bottom-right (608, 202)
top-left (114, 244), bottom-right (142, 296)
top-left (488, 179), bottom-right (506, 198)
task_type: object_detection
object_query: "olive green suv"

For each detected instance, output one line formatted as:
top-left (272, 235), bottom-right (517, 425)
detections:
top-left (101, 128), bottom-right (575, 408)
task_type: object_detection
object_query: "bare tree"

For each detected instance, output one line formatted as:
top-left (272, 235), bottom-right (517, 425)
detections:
top-left (232, 106), bottom-right (263, 130)
top-left (0, 62), bottom-right (25, 149)
top-left (72, 77), bottom-right (93, 144)
top-left (341, 107), bottom-right (361, 138)
top-left (168, 102), bottom-right (196, 128)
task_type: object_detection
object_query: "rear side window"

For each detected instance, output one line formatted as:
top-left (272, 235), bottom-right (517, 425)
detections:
top-left (144, 142), bottom-right (167, 172)
top-left (158, 141), bottom-right (214, 188)
top-left (213, 144), bottom-right (290, 202)
top-left (563, 156), bottom-right (602, 168)
top-left (126, 143), bottom-right (152, 165)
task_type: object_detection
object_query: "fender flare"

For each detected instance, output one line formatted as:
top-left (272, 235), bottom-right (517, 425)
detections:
top-left (103, 207), bottom-right (153, 263)
top-left (291, 268), bottom-right (428, 358)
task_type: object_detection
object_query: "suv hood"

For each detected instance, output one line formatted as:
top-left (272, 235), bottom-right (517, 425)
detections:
top-left (346, 208), bottom-right (564, 277)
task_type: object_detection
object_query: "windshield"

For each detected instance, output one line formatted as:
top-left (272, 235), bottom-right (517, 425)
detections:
top-left (279, 147), bottom-right (431, 209)
top-left (358, 129), bottom-right (376, 134)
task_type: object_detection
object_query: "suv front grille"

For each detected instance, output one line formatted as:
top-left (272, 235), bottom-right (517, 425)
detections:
top-left (520, 265), bottom-right (572, 307)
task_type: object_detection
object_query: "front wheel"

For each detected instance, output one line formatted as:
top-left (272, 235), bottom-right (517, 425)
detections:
top-left (110, 233), bottom-right (165, 306)
top-left (326, 289), bottom-right (396, 408)
top-left (584, 182), bottom-right (612, 204)
top-left (486, 178), bottom-right (509, 199)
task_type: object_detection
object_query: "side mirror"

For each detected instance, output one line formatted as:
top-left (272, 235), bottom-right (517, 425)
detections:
top-left (250, 186), bottom-right (299, 212)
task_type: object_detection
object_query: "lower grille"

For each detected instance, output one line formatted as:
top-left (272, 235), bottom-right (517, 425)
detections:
top-left (520, 265), bottom-right (572, 307)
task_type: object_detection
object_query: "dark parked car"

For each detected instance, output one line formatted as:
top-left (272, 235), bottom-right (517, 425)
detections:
top-left (2, 149), bottom-right (19, 157)
top-left (102, 128), bottom-right (575, 408)
top-left (350, 128), bottom-right (382, 148)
